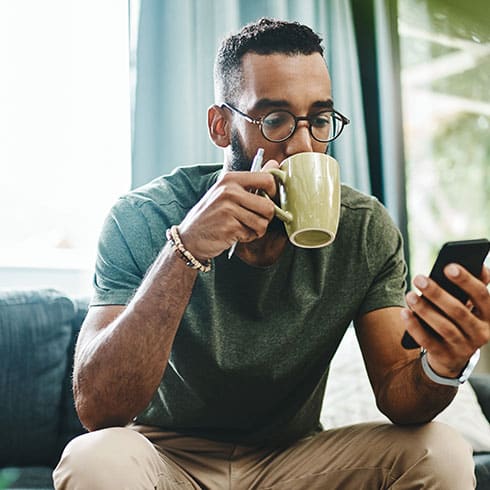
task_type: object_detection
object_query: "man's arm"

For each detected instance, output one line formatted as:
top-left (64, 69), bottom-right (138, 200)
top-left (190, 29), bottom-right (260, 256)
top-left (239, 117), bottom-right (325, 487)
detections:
top-left (355, 307), bottom-right (458, 424)
top-left (73, 246), bottom-right (198, 431)
top-left (355, 265), bottom-right (490, 424)
top-left (74, 171), bottom-right (277, 431)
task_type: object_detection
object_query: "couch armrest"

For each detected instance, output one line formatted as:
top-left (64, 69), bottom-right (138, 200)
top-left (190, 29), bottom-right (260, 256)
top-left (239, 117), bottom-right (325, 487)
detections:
top-left (0, 289), bottom-right (76, 467)
top-left (470, 374), bottom-right (490, 424)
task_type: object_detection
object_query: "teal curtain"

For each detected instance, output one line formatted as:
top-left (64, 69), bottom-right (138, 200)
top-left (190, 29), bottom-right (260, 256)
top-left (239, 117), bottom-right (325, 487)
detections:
top-left (350, 0), bottom-right (410, 271)
top-left (129, 0), bottom-right (370, 194)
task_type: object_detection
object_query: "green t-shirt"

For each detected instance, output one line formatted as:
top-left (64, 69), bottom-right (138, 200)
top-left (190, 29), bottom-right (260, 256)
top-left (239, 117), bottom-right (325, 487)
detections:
top-left (92, 164), bottom-right (407, 445)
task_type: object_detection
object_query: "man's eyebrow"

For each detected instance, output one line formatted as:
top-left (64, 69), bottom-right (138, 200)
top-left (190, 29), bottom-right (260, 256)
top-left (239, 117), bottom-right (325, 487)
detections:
top-left (252, 98), bottom-right (334, 112)
top-left (312, 99), bottom-right (334, 110)
top-left (253, 99), bottom-right (291, 111)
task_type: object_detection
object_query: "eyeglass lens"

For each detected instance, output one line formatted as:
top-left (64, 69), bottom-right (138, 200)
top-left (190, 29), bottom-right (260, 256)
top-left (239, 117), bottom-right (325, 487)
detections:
top-left (261, 111), bottom-right (341, 142)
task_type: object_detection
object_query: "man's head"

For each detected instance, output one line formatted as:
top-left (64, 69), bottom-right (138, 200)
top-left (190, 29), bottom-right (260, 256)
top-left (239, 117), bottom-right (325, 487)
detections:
top-left (214, 18), bottom-right (324, 105)
top-left (208, 18), bottom-right (332, 171)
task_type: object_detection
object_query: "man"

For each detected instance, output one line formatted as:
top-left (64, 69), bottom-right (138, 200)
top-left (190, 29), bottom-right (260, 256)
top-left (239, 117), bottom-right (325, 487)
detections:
top-left (54, 18), bottom-right (489, 489)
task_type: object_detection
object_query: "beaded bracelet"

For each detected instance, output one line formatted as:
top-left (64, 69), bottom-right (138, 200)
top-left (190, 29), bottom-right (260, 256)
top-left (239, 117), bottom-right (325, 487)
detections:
top-left (166, 225), bottom-right (212, 273)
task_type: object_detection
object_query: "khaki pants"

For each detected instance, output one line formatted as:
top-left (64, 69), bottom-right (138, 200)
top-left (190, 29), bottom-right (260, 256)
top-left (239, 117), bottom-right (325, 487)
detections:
top-left (53, 422), bottom-right (475, 489)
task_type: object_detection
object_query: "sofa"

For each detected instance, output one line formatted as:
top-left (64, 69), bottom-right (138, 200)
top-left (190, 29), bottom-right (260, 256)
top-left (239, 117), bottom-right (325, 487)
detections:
top-left (0, 288), bottom-right (489, 490)
top-left (0, 289), bottom-right (87, 490)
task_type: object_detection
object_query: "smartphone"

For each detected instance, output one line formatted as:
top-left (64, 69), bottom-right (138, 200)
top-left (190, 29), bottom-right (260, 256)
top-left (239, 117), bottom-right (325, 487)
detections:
top-left (401, 238), bottom-right (490, 349)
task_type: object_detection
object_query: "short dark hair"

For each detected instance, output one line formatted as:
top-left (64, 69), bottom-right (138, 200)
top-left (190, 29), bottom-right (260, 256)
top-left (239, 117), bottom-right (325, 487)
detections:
top-left (214, 18), bottom-right (325, 104)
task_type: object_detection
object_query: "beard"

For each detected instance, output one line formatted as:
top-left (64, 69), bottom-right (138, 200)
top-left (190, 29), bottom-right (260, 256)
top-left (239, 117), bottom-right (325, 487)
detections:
top-left (229, 127), bottom-right (252, 171)
top-left (229, 128), bottom-right (285, 235)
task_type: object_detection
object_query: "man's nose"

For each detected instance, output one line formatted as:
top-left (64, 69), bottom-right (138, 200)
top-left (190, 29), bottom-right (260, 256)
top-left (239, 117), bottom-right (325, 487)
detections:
top-left (283, 121), bottom-right (314, 155)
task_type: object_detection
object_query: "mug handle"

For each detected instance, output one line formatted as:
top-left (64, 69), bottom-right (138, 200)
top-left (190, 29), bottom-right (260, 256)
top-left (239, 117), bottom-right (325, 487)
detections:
top-left (263, 168), bottom-right (293, 224)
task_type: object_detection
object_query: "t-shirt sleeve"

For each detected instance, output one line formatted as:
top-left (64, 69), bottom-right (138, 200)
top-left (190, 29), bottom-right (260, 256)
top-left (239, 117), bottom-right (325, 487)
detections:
top-left (357, 200), bottom-right (408, 317)
top-left (90, 198), bottom-right (165, 306)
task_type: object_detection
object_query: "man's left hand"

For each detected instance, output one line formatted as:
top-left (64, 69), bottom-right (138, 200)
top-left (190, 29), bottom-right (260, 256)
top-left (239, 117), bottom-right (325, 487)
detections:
top-left (402, 264), bottom-right (490, 378)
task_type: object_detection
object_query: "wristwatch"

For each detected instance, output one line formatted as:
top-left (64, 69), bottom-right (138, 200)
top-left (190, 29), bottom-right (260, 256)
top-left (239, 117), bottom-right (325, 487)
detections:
top-left (420, 348), bottom-right (481, 387)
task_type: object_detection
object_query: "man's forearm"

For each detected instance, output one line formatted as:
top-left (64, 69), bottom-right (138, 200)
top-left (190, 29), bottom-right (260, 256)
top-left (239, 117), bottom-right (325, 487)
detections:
top-left (74, 243), bottom-right (198, 431)
top-left (377, 355), bottom-right (457, 425)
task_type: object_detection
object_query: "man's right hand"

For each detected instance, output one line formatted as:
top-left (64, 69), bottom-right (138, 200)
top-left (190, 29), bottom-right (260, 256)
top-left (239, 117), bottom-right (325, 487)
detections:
top-left (178, 168), bottom-right (278, 261)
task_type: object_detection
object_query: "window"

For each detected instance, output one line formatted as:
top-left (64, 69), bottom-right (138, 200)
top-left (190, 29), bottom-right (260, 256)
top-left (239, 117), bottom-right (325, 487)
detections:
top-left (398, 0), bottom-right (489, 275)
top-left (0, 1), bottom-right (131, 295)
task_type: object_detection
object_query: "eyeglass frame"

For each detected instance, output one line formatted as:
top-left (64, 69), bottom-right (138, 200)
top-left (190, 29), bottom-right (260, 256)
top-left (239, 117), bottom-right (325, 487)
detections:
top-left (221, 102), bottom-right (350, 143)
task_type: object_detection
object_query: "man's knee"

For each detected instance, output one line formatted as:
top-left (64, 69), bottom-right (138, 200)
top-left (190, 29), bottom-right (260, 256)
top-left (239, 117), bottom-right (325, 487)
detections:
top-left (57, 427), bottom-right (152, 471)
top-left (53, 427), bottom-right (161, 490)
top-left (392, 422), bottom-right (475, 489)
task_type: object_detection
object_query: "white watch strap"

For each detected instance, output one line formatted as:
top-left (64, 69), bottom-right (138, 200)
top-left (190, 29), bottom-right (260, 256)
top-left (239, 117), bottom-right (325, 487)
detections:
top-left (420, 348), bottom-right (480, 387)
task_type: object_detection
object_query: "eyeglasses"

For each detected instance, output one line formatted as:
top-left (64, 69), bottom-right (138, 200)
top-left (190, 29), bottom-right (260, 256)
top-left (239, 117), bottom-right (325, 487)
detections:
top-left (222, 102), bottom-right (350, 143)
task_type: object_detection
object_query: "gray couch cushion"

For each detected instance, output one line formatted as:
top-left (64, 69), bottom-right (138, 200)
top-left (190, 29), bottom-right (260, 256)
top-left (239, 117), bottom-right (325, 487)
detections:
top-left (0, 289), bottom-right (75, 467)
top-left (1, 466), bottom-right (54, 489)
top-left (56, 298), bottom-right (88, 454)
top-left (475, 453), bottom-right (490, 490)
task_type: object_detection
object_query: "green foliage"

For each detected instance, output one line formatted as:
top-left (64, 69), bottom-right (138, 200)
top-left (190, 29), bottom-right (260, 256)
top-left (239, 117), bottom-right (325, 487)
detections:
top-left (400, 0), bottom-right (490, 274)
top-left (406, 113), bottom-right (490, 272)
top-left (433, 114), bottom-right (490, 219)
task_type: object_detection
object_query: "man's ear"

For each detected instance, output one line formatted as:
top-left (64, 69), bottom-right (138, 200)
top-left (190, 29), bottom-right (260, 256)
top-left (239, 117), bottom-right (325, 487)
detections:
top-left (208, 105), bottom-right (231, 148)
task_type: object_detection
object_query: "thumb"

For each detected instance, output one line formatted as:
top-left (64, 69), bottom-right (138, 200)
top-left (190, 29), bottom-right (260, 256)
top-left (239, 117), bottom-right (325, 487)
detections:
top-left (481, 265), bottom-right (490, 286)
top-left (261, 159), bottom-right (280, 171)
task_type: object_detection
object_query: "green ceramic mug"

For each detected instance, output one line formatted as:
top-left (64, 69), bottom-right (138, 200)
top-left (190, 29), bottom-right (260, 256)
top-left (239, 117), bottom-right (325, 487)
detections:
top-left (266, 152), bottom-right (341, 248)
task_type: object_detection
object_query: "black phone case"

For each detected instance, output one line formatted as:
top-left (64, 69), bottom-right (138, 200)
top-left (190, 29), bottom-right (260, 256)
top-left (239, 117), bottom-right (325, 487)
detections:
top-left (401, 239), bottom-right (490, 349)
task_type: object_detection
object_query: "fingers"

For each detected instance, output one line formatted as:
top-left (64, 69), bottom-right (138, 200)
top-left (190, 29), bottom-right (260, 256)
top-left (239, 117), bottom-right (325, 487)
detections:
top-left (408, 268), bottom-right (488, 344)
top-left (215, 193), bottom-right (274, 242)
top-left (402, 264), bottom-right (490, 376)
top-left (401, 307), bottom-right (461, 352)
top-left (219, 169), bottom-right (278, 198)
top-left (404, 291), bottom-right (468, 349)
top-left (442, 264), bottom-right (490, 334)
top-left (479, 264), bottom-right (490, 286)
top-left (178, 171), bottom-right (278, 259)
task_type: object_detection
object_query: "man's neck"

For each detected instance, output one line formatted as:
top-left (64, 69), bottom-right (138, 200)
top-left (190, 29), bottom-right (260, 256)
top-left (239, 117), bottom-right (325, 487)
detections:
top-left (236, 230), bottom-right (288, 267)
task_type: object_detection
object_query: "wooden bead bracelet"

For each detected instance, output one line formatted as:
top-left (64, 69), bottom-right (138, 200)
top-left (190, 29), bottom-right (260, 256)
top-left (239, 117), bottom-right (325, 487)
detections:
top-left (166, 225), bottom-right (212, 273)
